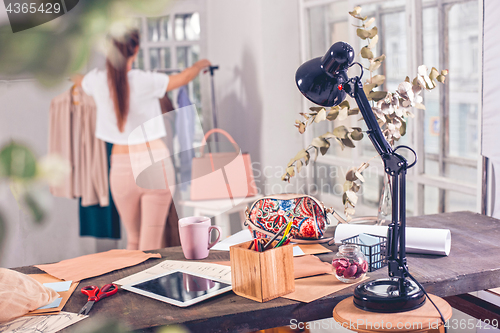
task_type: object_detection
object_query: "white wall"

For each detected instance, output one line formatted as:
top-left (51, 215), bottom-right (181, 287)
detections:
top-left (0, 80), bottom-right (124, 268)
top-left (206, 0), bottom-right (304, 195)
top-left (0, 0), bottom-right (306, 267)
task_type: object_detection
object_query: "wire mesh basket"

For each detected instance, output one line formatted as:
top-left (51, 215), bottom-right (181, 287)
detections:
top-left (342, 233), bottom-right (387, 272)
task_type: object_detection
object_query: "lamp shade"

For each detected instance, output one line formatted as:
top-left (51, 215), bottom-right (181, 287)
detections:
top-left (295, 41), bottom-right (355, 107)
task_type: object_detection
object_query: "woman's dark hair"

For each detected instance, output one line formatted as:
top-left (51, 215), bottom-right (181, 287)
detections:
top-left (106, 29), bottom-right (140, 132)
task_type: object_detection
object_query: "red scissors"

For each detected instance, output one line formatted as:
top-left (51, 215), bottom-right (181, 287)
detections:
top-left (78, 284), bottom-right (118, 315)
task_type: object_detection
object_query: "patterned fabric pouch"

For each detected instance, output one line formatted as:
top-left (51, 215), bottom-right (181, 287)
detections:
top-left (245, 194), bottom-right (346, 242)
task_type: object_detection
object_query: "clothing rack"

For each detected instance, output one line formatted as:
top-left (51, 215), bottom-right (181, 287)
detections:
top-left (0, 78), bottom-right (38, 84)
top-left (155, 68), bottom-right (181, 74)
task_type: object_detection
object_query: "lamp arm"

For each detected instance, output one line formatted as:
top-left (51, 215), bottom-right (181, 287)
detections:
top-left (347, 77), bottom-right (393, 157)
top-left (343, 76), bottom-right (411, 281)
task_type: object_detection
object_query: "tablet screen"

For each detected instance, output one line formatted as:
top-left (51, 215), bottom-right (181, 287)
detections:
top-left (132, 271), bottom-right (231, 303)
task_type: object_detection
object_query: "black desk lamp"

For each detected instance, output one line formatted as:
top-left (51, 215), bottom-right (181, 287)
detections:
top-left (295, 41), bottom-right (426, 313)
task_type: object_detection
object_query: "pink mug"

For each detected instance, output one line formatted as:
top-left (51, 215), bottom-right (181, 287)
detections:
top-left (179, 216), bottom-right (221, 260)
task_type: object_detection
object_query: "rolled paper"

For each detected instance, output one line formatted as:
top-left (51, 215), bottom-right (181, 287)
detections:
top-left (334, 224), bottom-right (451, 256)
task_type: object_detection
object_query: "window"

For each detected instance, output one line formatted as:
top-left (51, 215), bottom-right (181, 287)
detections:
top-left (299, 0), bottom-right (480, 216)
top-left (134, 11), bottom-right (203, 112)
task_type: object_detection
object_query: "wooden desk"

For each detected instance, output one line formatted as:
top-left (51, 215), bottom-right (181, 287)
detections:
top-left (13, 211), bottom-right (500, 332)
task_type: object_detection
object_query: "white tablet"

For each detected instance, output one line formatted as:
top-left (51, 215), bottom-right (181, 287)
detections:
top-left (121, 269), bottom-right (232, 307)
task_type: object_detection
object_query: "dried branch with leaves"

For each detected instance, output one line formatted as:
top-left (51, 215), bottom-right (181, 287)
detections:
top-left (282, 6), bottom-right (447, 221)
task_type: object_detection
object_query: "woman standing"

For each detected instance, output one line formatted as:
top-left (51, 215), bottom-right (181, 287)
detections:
top-left (81, 29), bottom-right (210, 250)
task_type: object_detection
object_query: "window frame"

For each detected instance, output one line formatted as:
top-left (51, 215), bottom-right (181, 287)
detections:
top-left (133, 0), bottom-right (208, 122)
top-left (298, 0), bottom-right (483, 216)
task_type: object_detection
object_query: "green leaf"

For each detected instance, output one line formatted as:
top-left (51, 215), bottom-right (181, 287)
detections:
top-left (361, 46), bottom-right (374, 59)
top-left (339, 100), bottom-right (350, 110)
top-left (346, 190), bottom-right (358, 204)
top-left (368, 91), bottom-right (388, 101)
top-left (311, 137), bottom-right (330, 149)
top-left (345, 207), bottom-right (356, 216)
top-left (314, 109), bottom-right (327, 123)
top-left (436, 74), bottom-right (446, 83)
top-left (368, 61), bottom-right (382, 72)
top-left (429, 67), bottom-right (439, 81)
top-left (320, 146), bottom-right (329, 155)
top-left (348, 108), bottom-right (360, 116)
top-left (364, 17), bottom-right (375, 28)
top-left (327, 108), bottom-right (339, 120)
top-left (357, 29), bottom-right (370, 40)
top-left (293, 149), bottom-right (309, 162)
top-left (357, 162), bottom-right (370, 173)
top-left (23, 192), bottom-right (45, 223)
top-left (0, 142), bottom-right (37, 179)
top-left (363, 83), bottom-right (377, 95)
top-left (342, 192), bottom-right (348, 205)
top-left (296, 159), bottom-right (303, 173)
top-left (341, 137), bottom-right (356, 148)
top-left (349, 6), bottom-right (362, 16)
top-left (335, 138), bottom-right (345, 151)
top-left (367, 34), bottom-right (379, 49)
top-left (295, 120), bottom-right (306, 134)
top-left (309, 106), bottom-right (324, 112)
top-left (354, 170), bottom-right (365, 182)
top-left (346, 168), bottom-right (358, 181)
top-left (319, 132), bottom-right (336, 139)
top-left (370, 75), bottom-right (386, 86)
top-left (333, 125), bottom-right (349, 139)
top-left (349, 7), bottom-right (368, 20)
top-left (350, 127), bottom-right (364, 141)
top-left (281, 172), bottom-right (289, 182)
top-left (400, 121), bottom-right (407, 136)
top-left (356, 27), bottom-right (377, 39)
top-left (373, 54), bottom-right (386, 63)
top-left (343, 181), bottom-right (353, 192)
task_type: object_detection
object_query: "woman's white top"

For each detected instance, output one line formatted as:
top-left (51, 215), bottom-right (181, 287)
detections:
top-left (81, 68), bottom-right (169, 145)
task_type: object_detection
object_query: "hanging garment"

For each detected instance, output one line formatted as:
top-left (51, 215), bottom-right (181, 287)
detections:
top-left (48, 86), bottom-right (108, 206)
top-left (49, 87), bottom-right (120, 239)
top-left (79, 142), bottom-right (121, 239)
top-left (176, 86), bottom-right (195, 188)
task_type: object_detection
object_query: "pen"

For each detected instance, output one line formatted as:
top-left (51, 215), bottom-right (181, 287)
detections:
top-left (263, 222), bottom-right (289, 250)
top-left (275, 220), bottom-right (294, 248)
top-left (253, 230), bottom-right (259, 252)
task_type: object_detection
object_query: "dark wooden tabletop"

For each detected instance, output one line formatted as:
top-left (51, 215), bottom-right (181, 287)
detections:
top-left (13, 211), bottom-right (500, 333)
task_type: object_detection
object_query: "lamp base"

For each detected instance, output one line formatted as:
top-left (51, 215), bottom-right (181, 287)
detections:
top-left (353, 278), bottom-right (426, 313)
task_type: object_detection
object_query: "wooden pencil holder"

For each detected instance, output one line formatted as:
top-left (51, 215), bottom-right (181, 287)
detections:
top-left (230, 240), bottom-right (294, 302)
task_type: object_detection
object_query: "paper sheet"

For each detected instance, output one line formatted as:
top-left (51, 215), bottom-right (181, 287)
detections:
top-left (211, 230), bottom-right (333, 256)
top-left (295, 243), bottom-right (332, 256)
top-left (293, 246), bottom-right (305, 256)
top-left (43, 281), bottom-right (72, 293)
top-left (26, 275), bottom-right (78, 316)
top-left (0, 312), bottom-right (87, 333)
top-left (35, 249), bottom-right (161, 281)
top-left (113, 259), bottom-right (232, 286)
top-left (212, 255), bottom-right (332, 280)
top-left (37, 298), bottom-right (62, 310)
top-left (335, 224), bottom-right (451, 256)
top-left (489, 287), bottom-right (500, 296)
top-left (211, 229), bottom-right (253, 251)
top-left (281, 274), bottom-right (369, 303)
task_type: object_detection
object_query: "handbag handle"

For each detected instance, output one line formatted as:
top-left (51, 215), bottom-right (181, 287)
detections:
top-left (200, 128), bottom-right (239, 156)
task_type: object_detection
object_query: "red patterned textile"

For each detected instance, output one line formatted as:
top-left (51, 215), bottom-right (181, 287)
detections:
top-left (247, 196), bottom-right (328, 240)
